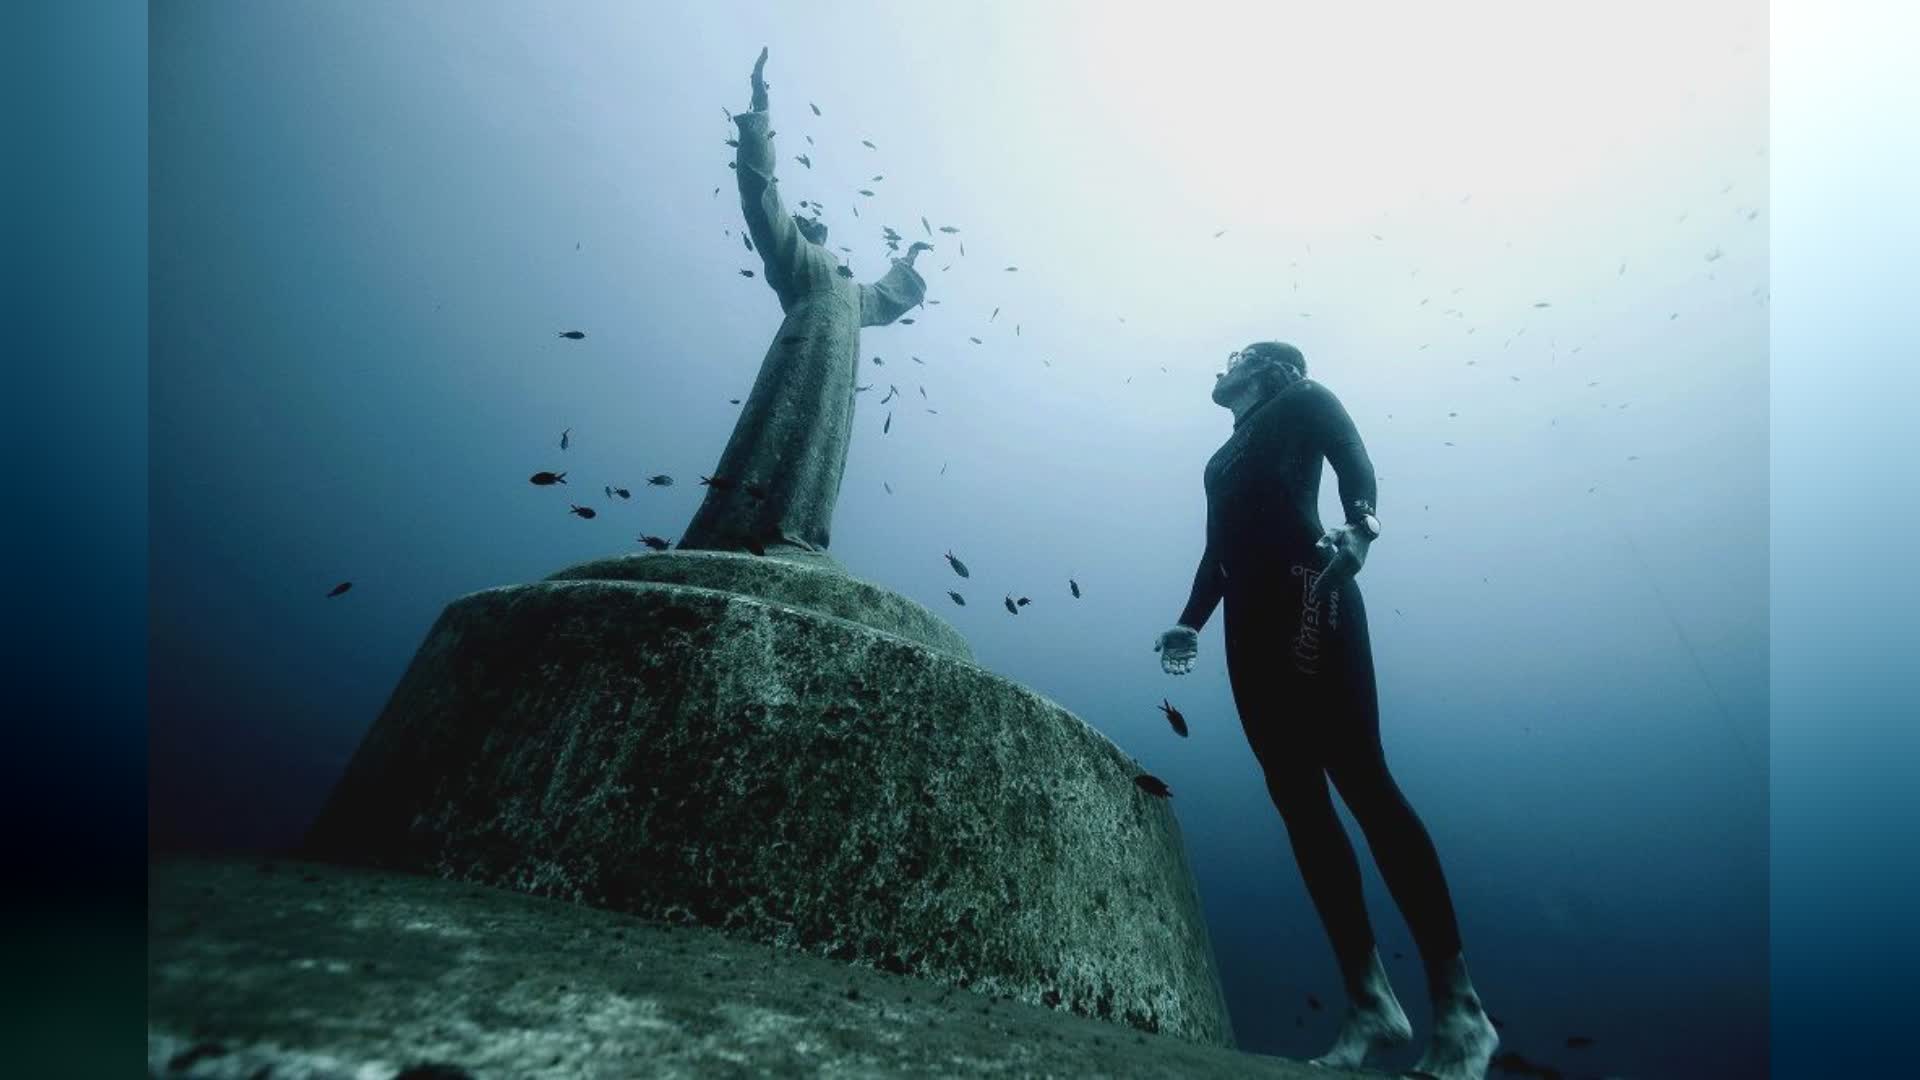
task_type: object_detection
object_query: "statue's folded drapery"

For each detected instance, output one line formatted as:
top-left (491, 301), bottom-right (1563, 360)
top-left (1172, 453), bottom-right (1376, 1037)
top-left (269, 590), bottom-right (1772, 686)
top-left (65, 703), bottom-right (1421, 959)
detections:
top-left (679, 108), bottom-right (925, 558)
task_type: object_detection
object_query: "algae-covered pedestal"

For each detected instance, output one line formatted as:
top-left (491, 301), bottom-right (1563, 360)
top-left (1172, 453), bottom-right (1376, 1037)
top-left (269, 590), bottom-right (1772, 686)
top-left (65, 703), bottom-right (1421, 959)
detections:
top-left (303, 551), bottom-right (1235, 1046)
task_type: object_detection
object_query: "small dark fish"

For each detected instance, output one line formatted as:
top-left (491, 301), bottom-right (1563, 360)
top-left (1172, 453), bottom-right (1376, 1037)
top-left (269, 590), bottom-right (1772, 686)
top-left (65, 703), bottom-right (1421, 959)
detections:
top-left (939, 225), bottom-right (959, 234)
top-left (729, 397), bottom-right (742, 404)
top-left (944, 550), bottom-right (970, 578)
top-left (837, 265), bottom-right (854, 278)
top-left (872, 175), bottom-right (884, 182)
top-left (862, 139), bottom-right (876, 149)
top-left (940, 462), bottom-right (947, 475)
top-left (1003, 595), bottom-right (1018, 614)
top-left (637, 534), bottom-right (671, 551)
top-left (604, 484), bottom-right (613, 498)
top-left (647, 474), bottom-right (674, 486)
top-left (1016, 596), bottom-right (1030, 607)
top-left (796, 154), bottom-right (811, 168)
top-left (1533, 301), bottom-right (1552, 308)
top-left (856, 383), bottom-right (872, 393)
top-left (740, 269), bottom-right (755, 277)
top-left (948, 591), bottom-right (965, 606)
top-left (959, 240), bottom-right (965, 256)
top-left (1004, 266), bottom-right (1018, 272)
top-left (1133, 774), bottom-right (1172, 798)
top-left (899, 317), bottom-right (915, 324)
top-left (612, 487), bottom-right (631, 499)
top-left (921, 216), bottom-right (931, 235)
top-left (912, 355), bottom-right (925, 363)
top-left (712, 186), bottom-right (720, 197)
top-left (1213, 228), bottom-right (1227, 238)
top-left (326, 581), bottom-right (352, 598)
top-left (858, 189), bottom-right (874, 197)
top-left (990, 307), bottom-right (999, 321)
top-left (560, 427), bottom-right (571, 450)
top-left (744, 481), bottom-right (768, 500)
top-left (1565, 1036), bottom-right (1594, 1049)
top-left (1069, 579), bottom-right (1081, 598)
top-left (743, 234), bottom-right (753, 252)
top-left (1306, 995), bottom-right (1322, 1012)
top-left (558, 330), bottom-right (586, 340)
top-left (883, 411), bottom-right (892, 434)
top-left (805, 134), bottom-right (813, 145)
top-left (884, 482), bottom-right (893, 494)
top-left (1159, 699), bottom-right (1188, 737)
top-left (700, 474), bottom-right (737, 490)
top-left (530, 471), bottom-right (567, 485)
top-left (569, 504), bottom-right (597, 519)
top-left (881, 386), bottom-right (897, 403)
top-left (810, 101), bottom-right (821, 116)
top-left (925, 408), bottom-right (938, 414)
top-left (918, 386), bottom-right (926, 398)
top-left (872, 355), bottom-right (884, 365)
top-left (725, 138), bottom-right (738, 148)
top-left (851, 205), bottom-right (859, 218)
top-left (969, 336), bottom-right (982, 345)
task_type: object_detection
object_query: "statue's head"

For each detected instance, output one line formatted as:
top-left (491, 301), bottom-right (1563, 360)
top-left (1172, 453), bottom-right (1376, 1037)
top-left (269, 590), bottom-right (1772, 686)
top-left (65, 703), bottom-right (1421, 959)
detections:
top-left (1212, 341), bottom-right (1307, 408)
top-left (794, 215), bottom-right (829, 246)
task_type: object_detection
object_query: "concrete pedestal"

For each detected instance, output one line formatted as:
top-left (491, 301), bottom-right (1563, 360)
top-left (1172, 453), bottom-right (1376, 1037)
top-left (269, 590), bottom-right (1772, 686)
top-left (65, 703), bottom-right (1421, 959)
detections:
top-left (303, 552), bottom-right (1234, 1046)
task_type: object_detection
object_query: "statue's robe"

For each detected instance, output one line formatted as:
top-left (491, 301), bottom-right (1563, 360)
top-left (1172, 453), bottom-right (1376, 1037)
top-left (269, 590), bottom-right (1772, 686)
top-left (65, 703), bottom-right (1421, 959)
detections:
top-left (678, 108), bottom-right (925, 558)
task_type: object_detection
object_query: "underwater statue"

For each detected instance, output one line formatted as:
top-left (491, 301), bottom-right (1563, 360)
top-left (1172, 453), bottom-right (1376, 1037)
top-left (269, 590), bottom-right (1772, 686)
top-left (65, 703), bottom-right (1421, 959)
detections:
top-left (1153, 342), bottom-right (1500, 1080)
top-left (678, 47), bottom-right (930, 560)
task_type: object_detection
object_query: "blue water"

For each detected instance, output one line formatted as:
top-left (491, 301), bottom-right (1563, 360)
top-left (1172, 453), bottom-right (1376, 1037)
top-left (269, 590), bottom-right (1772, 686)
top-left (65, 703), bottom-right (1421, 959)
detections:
top-left (149, 4), bottom-right (1768, 1076)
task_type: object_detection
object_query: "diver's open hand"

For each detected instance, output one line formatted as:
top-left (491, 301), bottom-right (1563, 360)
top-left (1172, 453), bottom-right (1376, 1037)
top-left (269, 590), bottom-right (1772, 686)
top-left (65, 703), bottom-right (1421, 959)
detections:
top-left (1308, 526), bottom-right (1370, 605)
top-left (750, 47), bottom-right (770, 112)
top-left (1155, 625), bottom-right (1199, 675)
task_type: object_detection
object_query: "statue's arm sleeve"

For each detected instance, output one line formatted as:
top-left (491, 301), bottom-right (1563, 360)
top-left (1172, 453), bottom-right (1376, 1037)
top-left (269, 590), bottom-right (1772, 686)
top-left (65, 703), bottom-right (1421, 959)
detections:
top-left (1312, 384), bottom-right (1379, 526)
top-left (735, 110), bottom-right (809, 303)
top-left (858, 258), bottom-right (927, 327)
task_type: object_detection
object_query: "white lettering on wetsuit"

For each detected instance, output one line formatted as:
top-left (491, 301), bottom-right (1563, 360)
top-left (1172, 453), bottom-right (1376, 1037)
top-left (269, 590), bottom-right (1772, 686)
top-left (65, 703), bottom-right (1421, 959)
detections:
top-left (1289, 563), bottom-right (1341, 675)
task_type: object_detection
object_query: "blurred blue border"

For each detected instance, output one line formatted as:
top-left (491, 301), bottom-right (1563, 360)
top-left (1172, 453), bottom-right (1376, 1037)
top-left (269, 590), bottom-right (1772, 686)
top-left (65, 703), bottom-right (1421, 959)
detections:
top-left (5, 0), bottom-right (1918, 1074)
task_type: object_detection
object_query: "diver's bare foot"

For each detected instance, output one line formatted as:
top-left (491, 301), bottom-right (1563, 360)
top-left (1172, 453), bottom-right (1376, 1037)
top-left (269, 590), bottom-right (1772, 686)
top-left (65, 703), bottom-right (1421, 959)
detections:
top-left (1309, 995), bottom-right (1413, 1068)
top-left (1405, 995), bottom-right (1498, 1080)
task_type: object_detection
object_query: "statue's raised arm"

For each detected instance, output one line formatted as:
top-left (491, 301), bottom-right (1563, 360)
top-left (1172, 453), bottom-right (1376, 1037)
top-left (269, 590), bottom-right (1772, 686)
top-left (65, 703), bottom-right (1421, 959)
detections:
top-left (860, 241), bottom-right (930, 327)
top-left (733, 47), bottom-right (818, 307)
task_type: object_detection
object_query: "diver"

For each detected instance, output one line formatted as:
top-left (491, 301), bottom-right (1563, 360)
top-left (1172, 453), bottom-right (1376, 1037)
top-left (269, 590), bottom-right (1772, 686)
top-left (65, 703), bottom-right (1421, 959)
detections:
top-left (1153, 342), bottom-right (1499, 1080)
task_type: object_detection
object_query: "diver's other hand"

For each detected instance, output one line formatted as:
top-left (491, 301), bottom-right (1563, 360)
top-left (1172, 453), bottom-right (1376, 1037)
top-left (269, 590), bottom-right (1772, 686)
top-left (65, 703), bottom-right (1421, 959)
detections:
top-left (1308, 526), bottom-right (1369, 605)
top-left (1155, 625), bottom-right (1199, 675)
top-left (750, 47), bottom-right (770, 112)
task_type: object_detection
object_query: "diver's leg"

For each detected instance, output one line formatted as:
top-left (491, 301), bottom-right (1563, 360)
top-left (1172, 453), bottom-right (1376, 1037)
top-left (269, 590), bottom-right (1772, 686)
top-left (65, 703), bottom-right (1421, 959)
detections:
top-left (1320, 583), bottom-right (1495, 1080)
top-left (1224, 597), bottom-right (1409, 1069)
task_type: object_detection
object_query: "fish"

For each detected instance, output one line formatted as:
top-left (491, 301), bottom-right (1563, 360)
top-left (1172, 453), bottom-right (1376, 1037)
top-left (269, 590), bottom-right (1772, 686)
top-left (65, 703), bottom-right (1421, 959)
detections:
top-left (1133, 774), bottom-right (1172, 798)
top-left (881, 386), bottom-right (898, 403)
top-left (1016, 597), bottom-right (1030, 607)
top-left (712, 186), bottom-right (720, 197)
top-left (872, 174), bottom-right (884, 182)
top-left (1213, 228), bottom-right (1226, 238)
top-left (604, 484), bottom-right (613, 498)
top-left (1158, 699), bottom-right (1188, 738)
top-left (911, 356), bottom-right (925, 363)
top-left (1565, 1036), bottom-right (1594, 1049)
top-left (740, 269), bottom-right (755, 277)
top-left (851, 205), bottom-right (859, 217)
top-left (925, 408), bottom-right (938, 414)
top-left (569, 504), bottom-right (597, 519)
top-left (884, 482), bottom-right (893, 494)
top-left (883, 412), bottom-right (892, 434)
top-left (959, 241), bottom-right (965, 256)
top-left (862, 139), bottom-right (876, 149)
top-left (855, 384), bottom-right (872, 393)
top-left (944, 550), bottom-right (970, 578)
top-left (990, 307), bottom-right (999, 321)
top-left (1004, 266), bottom-right (1017, 272)
top-left (805, 134), bottom-right (813, 145)
top-left (1705, 246), bottom-right (1724, 262)
top-left (530, 471), bottom-right (567, 485)
top-left (744, 234), bottom-right (754, 252)
top-left (918, 386), bottom-right (926, 398)
top-left (795, 154), bottom-right (811, 168)
top-left (837, 266), bottom-right (854, 277)
top-left (558, 330), bottom-right (586, 340)
top-left (810, 101), bottom-right (821, 116)
top-left (1069, 579), bottom-right (1081, 598)
top-left (560, 427), bottom-right (571, 450)
top-left (939, 225), bottom-right (959, 234)
top-left (326, 582), bottom-right (352, 598)
top-left (612, 487), bottom-right (631, 499)
top-left (725, 138), bottom-right (738, 148)
top-left (1533, 301), bottom-right (1552, 308)
top-left (637, 534), bottom-right (671, 551)
top-left (700, 475), bottom-right (737, 490)
top-left (899, 317), bottom-right (915, 324)
top-left (940, 462), bottom-right (948, 475)
top-left (1003, 595), bottom-right (1018, 614)
top-left (948, 591), bottom-right (966, 606)
top-left (969, 336), bottom-right (982, 345)
top-left (729, 397), bottom-right (742, 404)
top-left (872, 355), bottom-right (884, 365)
top-left (922, 216), bottom-right (931, 235)
top-left (647, 474), bottom-right (674, 486)
top-left (858, 189), bottom-right (874, 197)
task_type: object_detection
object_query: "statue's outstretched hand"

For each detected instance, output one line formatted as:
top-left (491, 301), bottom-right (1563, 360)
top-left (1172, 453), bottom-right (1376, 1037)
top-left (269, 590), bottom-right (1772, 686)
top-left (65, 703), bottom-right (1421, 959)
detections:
top-left (1307, 526), bottom-right (1370, 605)
top-left (750, 47), bottom-right (770, 112)
top-left (1155, 625), bottom-right (1199, 675)
top-left (903, 241), bottom-right (932, 266)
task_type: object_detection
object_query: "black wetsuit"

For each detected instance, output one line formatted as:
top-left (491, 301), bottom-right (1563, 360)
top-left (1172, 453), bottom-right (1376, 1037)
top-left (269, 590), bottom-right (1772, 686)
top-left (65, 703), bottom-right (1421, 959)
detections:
top-left (1177, 378), bottom-right (1464, 986)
